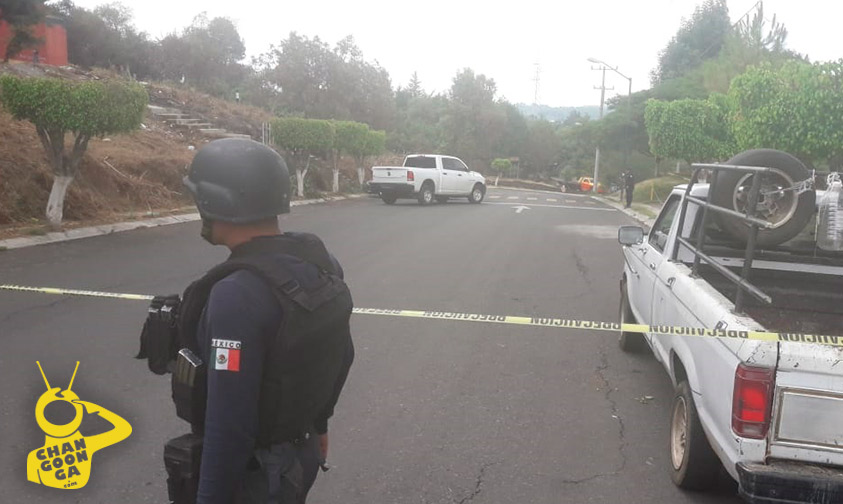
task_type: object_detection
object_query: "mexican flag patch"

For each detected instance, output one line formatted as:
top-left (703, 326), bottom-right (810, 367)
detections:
top-left (212, 339), bottom-right (241, 372)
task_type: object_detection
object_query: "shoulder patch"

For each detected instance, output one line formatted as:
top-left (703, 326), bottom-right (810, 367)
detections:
top-left (211, 339), bottom-right (242, 350)
top-left (212, 339), bottom-right (241, 372)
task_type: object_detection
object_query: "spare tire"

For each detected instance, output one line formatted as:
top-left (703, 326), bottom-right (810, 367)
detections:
top-left (710, 149), bottom-right (815, 247)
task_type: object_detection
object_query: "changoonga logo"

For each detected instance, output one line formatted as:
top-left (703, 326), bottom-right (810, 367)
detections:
top-left (26, 362), bottom-right (132, 490)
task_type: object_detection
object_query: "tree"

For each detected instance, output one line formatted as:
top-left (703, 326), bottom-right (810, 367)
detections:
top-left (728, 60), bottom-right (843, 167)
top-left (0, 76), bottom-right (147, 227)
top-left (735, 1), bottom-right (787, 54)
top-left (644, 97), bottom-right (736, 166)
top-left (558, 121), bottom-right (600, 179)
top-left (259, 33), bottom-right (394, 129)
top-left (1, 0), bottom-right (46, 62)
top-left (498, 102), bottom-right (529, 161)
top-left (490, 158), bottom-right (512, 185)
top-left (522, 119), bottom-right (561, 178)
top-left (407, 72), bottom-right (422, 98)
top-left (353, 129), bottom-right (385, 186)
top-left (441, 68), bottom-right (505, 169)
top-left (51, 2), bottom-right (159, 79)
top-left (390, 89), bottom-right (447, 154)
top-left (156, 14), bottom-right (247, 96)
top-left (652, 0), bottom-right (731, 84)
top-left (271, 117), bottom-right (334, 197)
top-left (331, 120), bottom-right (368, 192)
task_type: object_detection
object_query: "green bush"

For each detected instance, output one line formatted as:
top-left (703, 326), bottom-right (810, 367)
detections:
top-left (271, 117), bottom-right (335, 197)
top-left (0, 76), bottom-right (147, 227)
top-left (270, 117), bottom-right (334, 161)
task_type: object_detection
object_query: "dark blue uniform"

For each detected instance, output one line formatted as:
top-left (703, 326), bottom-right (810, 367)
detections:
top-left (195, 254), bottom-right (348, 504)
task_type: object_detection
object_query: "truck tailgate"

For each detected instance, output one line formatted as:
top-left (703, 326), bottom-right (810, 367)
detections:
top-left (772, 342), bottom-right (843, 467)
top-left (372, 166), bottom-right (408, 183)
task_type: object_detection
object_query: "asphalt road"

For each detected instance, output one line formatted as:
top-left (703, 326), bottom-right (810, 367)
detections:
top-left (0, 187), bottom-right (742, 503)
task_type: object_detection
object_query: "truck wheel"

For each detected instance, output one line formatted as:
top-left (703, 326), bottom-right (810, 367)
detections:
top-left (618, 283), bottom-right (645, 352)
top-left (711, 149), bottom-right (815, 247)
top-left (381, 194), bottom-right (397, 205)
top-left (670, 381), bottom-right (721, 491)
top-left (418, 182), bottom-right (435, 206)
top-left (435, 196), bottom-right (449, 203)
top-left (468, 184), bottom-right (485, 204)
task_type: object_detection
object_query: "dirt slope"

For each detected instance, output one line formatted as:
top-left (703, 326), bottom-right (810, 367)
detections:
top-left (0, 63), bottom-right (267, 234)
top-left (0, 63), bottom-right (400, 236)
top-left (0, 108), bottom-right (195, 227)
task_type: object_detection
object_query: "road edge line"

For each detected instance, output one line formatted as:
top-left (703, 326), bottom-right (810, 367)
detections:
top-left (0, 194), bottom-right (368, 250)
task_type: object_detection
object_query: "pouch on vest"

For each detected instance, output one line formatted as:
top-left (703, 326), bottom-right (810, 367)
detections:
top-left (164, 432), bottom-right (203, 504)
top-left (137, 294), bottom-right (181, 375)
top-left (171, 348), bottom-right (207, 424)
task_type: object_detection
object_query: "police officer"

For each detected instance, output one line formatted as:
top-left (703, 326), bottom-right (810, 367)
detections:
top-left (175, 138), bottom-right (354, 504)
top-left (623, 170), bottom-right (635, 208)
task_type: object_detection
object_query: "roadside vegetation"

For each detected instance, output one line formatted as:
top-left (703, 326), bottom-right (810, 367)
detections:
top-left (632, 175), bottom-right (690, 205)
top-left (0, 0), bottom-right (841, 231)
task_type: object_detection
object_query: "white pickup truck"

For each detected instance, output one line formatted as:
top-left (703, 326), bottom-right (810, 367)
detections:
top-left (370, 154), bottom-right (486, 205)
top-left (618, 150), bottom-right (843, 503)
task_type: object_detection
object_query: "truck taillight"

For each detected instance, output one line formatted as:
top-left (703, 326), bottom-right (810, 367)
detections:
top-left (407, 171), bottom-right (414, 181)
top-left (732, 363), bottom-right (775, 439)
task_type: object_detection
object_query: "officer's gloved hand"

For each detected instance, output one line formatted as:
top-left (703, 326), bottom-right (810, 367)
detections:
top-left (136, 294), bottom-right (181, 375)
top-left (318, 433), bottom-right (329, 461)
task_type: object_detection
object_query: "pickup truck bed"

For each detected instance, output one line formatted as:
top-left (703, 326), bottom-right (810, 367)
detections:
top-left (679, 207), bottom-right (843, 335)
top-left (699, 266), bottom-right (843, 335)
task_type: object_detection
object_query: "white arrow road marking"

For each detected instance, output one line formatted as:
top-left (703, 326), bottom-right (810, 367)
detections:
top-left (513, 205), bottom-right (531, 214)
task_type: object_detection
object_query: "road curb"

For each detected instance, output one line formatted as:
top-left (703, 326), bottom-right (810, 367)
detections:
top-left (0, 194), bottom-right (367, 251)
top-left (488, 185), bottom-right (575, 196)
top-left (597, 197), bottom-right (658, 227)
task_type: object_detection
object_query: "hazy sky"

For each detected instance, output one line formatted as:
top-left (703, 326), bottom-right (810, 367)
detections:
top-left (72, 0), bottom-right (841, 107)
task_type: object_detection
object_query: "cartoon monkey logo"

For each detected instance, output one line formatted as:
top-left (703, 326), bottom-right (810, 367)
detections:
top-left (26, 362), bottom-right (132, 489)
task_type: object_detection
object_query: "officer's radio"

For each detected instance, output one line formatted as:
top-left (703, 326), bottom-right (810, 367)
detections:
top-left (164, 432), bottom-right (202, 504)
top-left (164, 349), bottom-right (206, 504)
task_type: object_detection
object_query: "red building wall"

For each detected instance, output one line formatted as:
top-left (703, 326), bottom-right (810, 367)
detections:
top-left (0, 16), bottom-right (68, 66)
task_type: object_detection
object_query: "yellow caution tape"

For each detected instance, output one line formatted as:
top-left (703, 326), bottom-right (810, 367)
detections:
top-left (1, 284), bottom-right (154, 301)
top-left (2, 284), bottom-right (841, 348)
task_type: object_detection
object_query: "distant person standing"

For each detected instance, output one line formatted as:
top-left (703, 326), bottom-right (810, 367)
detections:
top-left (235, 89), bottom-right (241, 103)
top-left (624, 171), bottom-right (635, 208)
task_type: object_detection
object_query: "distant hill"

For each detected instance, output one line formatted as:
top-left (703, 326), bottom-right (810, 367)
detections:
top-left (516, 103), bottom-right (601, 122)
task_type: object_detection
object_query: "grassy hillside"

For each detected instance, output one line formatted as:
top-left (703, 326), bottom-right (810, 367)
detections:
top-left (0, 63), bottom-right (374, 236)
top-left (632, 174), bottom-right (690, 204)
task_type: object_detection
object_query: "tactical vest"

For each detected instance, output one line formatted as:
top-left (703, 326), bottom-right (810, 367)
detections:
top-left (177, 233), bottom-right (353, 446)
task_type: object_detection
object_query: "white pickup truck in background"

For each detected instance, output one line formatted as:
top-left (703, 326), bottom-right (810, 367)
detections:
top-left (369, 154), bottom-right (486, 205)
top-left (617, 149), bottom-right (843, 503)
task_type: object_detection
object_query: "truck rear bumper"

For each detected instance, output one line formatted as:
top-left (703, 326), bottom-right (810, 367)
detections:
top-left (737, 461), bottom-right (843, 504)
top-left (369, 183), bottom-right (415, 197)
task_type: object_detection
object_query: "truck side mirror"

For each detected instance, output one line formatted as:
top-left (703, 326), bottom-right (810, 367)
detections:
top-left (618, 226), bottom-right (644, 246)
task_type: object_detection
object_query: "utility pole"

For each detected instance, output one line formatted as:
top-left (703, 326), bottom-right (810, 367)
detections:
top-left (588, 57), bottom-right (632, 193)
top-left (591, 65), bottom-right (613, 192)
top-left (533, 63), bottom-right (541, 104)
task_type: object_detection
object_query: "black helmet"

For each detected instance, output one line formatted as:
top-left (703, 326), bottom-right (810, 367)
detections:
top-left (184, 138), bottom-right (291, 223)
